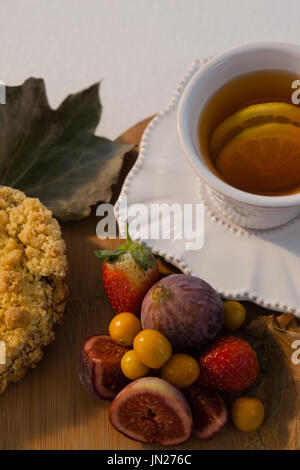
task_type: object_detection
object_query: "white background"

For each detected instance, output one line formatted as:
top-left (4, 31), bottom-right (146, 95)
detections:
top-left (1, 0), bottom-right (300, 139)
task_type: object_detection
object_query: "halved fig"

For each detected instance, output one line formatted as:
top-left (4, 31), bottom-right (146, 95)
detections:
top-left (109, 377), bottom-right (193, 445)
top-left (184, 383), bottom-right (228, 440)
top-left (78, 335), bottom-right (129, 400)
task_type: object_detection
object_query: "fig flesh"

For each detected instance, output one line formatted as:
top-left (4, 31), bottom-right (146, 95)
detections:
top-left (109, 377), bottom-right (193, 445)
top-left (141, 274), bottom-right (224, 351)
top-left (184, 383), bottom-right (228, 440)
top-left (78, 335), bottom-right (129, 400)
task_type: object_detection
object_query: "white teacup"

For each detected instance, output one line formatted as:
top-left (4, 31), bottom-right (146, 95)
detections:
top-left (177, 42), bottom-right (300, 229)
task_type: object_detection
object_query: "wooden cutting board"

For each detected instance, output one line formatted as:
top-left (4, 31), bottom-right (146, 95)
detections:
top-left (0, 118), bottom-right (299, 450)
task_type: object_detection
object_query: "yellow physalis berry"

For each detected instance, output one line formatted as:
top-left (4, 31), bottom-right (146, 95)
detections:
top-left (109, 312), bottom-right (141, 346)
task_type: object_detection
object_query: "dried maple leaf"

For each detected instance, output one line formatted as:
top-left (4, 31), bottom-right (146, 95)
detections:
top-left (0, 78), bottom-right (132, 220)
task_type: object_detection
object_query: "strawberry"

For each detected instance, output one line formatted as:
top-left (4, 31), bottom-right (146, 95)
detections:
top-left (95, 225), bottom-right (159, 316)
top-left (198, 336), bottom-right (259, 392)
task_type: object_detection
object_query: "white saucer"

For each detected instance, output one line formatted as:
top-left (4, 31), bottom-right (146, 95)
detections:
top-left (115, 60), bottom-right (300, 317)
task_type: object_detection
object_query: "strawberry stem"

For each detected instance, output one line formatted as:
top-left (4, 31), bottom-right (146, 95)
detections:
top-left (125, 221), bottom-right (131, 242)
top-left (94, 220), bottom-right (157, 271)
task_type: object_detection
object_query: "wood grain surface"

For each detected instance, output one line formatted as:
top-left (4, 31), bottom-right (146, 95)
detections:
top-left (0, 117), bottom-right (297, 450)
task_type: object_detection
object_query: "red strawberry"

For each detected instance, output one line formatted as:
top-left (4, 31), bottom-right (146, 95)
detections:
top-left (198, 336), bottom-right (259, 392)
top-left (95, 225), bottom-right (159, 316)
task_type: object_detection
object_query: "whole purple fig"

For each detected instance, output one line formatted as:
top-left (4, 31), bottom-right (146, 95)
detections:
top-left (141, 274), bottom-right (224, 351)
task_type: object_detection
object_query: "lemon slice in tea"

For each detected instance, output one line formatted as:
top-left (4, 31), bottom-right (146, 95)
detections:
top-left (215, 122), bottom-right (300, 195)
top-left (210, 102), bottom-right (300, 158)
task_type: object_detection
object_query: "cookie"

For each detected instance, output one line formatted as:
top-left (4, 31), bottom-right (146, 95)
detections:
top-left (0, 186), bottom-right (68, 393)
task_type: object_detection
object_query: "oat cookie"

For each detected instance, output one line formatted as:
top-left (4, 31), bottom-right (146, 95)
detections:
top-left (0, 186), bottom-right (68, 393)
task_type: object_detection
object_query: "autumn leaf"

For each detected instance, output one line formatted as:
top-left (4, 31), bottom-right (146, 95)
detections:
top-left (0, 78), bottom-right (132, 220)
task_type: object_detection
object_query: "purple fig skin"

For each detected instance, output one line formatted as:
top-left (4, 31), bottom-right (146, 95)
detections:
top-left (78, 341), bottom-right (96, 395)
top-left (141, 274), bottom-right (224, 352)
top-left (184, 384), bottom-right (228, 440)
top-left (78, 335), bottom-right (129, 400)
top-left (109, 377), bottom-right (193, 445)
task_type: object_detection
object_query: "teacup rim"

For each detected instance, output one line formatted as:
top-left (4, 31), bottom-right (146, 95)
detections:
top-left (177, 41), bottom-right (300, 208)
